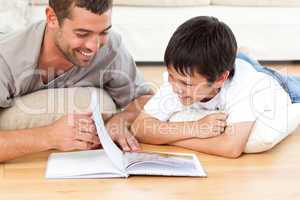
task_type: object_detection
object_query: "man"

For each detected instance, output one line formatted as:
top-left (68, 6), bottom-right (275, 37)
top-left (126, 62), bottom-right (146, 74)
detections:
top-left (0, 0), bottom-right (152, 162)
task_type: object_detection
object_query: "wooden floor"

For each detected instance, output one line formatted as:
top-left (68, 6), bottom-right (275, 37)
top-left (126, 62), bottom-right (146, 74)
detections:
top-left (1, 63), bottom-right (300, 200)
top-left (1, 131), bottom-right (300, 200)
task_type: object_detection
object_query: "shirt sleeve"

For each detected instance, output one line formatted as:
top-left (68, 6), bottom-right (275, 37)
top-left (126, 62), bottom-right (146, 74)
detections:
top-left (0, 55), bottom-right (14, 108)
top-left (144, 81), bottom-right (183, 122)
top-left (103, 42), bottom-right (151, 108)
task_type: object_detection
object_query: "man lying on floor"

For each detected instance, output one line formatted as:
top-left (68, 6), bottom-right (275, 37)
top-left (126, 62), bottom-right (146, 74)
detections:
top-left (131, 16), bottom-right (300, 158)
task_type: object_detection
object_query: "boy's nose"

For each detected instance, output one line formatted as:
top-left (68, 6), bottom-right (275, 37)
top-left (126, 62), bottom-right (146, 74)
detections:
top-left (173, 85), bottom-right (184, 95)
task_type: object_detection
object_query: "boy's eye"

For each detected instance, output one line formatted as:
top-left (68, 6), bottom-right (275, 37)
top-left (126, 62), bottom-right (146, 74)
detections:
top-left (180, 80), bottom-right (193, 86)
top-left (183, 82), bottom-right (193, 87)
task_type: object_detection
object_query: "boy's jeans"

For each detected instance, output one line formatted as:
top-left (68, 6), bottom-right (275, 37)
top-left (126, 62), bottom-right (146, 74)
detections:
top-left (237, 52), bottom-right (300, 103)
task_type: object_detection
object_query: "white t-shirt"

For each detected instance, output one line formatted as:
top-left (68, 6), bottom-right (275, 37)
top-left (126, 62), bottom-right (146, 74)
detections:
top-left (144, 58), bottom-right (292, 124)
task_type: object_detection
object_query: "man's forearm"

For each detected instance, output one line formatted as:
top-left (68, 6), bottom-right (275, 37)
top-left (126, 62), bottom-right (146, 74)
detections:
top-left (0, 126), bottom-right (53, 162)
top-left (105, 94), bottom-right (154, 151)
top-left (171, 122), bottom-right (254, 158)
top-left (114, 94), bottom-right (153, 125)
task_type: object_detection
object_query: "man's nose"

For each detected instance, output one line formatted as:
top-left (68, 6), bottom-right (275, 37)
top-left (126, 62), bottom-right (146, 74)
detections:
top-left (85, 35), bottom-right (107, 53)
top-left (99, 34), bottom-right (109, 45)
top-left (85, 38), bottom-right (98, 53)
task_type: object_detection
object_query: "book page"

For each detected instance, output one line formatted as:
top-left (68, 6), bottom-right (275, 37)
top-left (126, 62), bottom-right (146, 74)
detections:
top-left (45, 150), bottom-right (125, 179)
top-left (125, 152), bottom-right (206, 177)
top-left (91, 93), bottom-right (126, 173)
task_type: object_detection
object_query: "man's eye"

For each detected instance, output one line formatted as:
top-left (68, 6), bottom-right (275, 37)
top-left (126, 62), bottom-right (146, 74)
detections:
top-left (100, 32), bottom-right (109, 36)
top-left (76, 33), bottom-right (88, 38)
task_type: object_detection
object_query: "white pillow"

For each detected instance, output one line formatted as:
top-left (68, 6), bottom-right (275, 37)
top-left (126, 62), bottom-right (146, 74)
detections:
top-left (0, 87), bottom-right (116, 130)
top-left (244, 103), bottom-right (300, 153)
top-left (169, 104), bottom-right (300, 153)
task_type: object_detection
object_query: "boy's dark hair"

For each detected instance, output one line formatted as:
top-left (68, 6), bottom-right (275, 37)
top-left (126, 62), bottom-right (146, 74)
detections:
top-left (164, 16), bottom-right (237, 83)
top-left (49, 0), bottom-right (113, 24)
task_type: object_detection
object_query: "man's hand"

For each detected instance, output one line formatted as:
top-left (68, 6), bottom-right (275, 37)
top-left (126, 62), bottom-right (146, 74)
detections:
top-left (46, 113), bottom-right (101, 151)
top-left (194, 112), bottom-right (228, 138)
top-left (106, 115), bottom-right (140, 152)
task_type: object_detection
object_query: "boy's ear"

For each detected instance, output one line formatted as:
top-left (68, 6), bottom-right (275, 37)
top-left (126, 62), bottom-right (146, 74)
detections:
top-left (212, 71), bottom-right (230, 88)
top-left (45, 6), bottom-right (60, 29)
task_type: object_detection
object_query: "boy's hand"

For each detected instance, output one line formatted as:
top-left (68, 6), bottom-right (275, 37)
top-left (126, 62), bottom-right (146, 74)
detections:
top-left (195, 112), bottom-right (228, 138)
top-left (46, 113), bottom-right (101, 151)
top-left (106, 115), bottom-right (141, 152)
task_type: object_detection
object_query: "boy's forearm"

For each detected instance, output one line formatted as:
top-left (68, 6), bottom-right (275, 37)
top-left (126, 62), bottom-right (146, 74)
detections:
top-left (0, 127), bottom-right (53, 162)
top-left (132, 113), bottom-right (206, 145)
top-left (171, 122), bottom-right (254, 158)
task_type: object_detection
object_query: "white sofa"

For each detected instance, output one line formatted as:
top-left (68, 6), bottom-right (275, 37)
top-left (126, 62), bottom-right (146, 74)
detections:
top-left (2, 0), bottom-right (300, 62)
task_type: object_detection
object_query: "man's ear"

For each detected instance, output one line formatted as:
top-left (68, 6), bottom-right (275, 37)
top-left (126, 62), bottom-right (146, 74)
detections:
top-left (45, 6), bottom-right (60, 29)
top-left (212, 71), bottom-right (230, 88)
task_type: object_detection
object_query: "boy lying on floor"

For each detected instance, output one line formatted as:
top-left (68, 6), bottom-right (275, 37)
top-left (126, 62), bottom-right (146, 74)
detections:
top-left (131, 16), bottom-right (295, 158)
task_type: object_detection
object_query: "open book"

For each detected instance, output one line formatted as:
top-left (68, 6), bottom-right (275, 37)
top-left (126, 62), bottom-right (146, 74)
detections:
top-left (45, 93), bottom-right (207, 179)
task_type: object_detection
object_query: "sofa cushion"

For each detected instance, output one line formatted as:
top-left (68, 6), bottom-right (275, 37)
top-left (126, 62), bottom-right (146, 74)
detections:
top-left (30, 0), bottom-right (210, 6)
top-left (114, 0), bottom-right (210, 6)
top-left (211, 0), bottom-right (300, 6)
top-left (29, 0), bottom-right (48, 5)
top-left (0, 0), bottom-right (29, 33)
top-left (0, 87), bottom-right (116, 130)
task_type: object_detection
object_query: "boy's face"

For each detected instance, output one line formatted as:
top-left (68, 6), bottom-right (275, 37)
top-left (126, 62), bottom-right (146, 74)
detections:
top-left (167, 66), bottom-right (223, 106)
top-left (49, 6), bottom-right (112, 68)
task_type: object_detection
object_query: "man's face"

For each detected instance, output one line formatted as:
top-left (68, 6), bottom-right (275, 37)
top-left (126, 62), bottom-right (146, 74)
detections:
top-left (167, 66), bottom-right (221, 106)
top-left (53, 7), bottom-right (112, 68)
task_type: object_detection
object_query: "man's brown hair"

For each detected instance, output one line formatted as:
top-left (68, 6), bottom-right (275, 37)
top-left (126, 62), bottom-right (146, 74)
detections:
top-left (49, 0), bottom-right (113, 23)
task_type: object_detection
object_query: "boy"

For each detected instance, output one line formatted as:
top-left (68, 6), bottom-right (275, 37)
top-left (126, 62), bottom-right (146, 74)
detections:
top-left (131, 16), bottom-right (294, 158)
